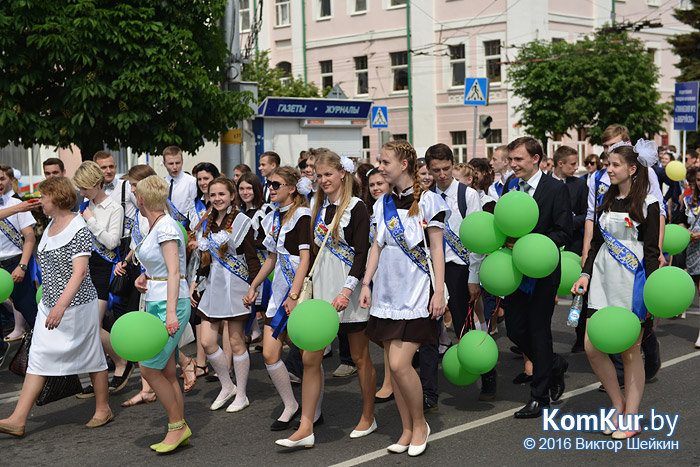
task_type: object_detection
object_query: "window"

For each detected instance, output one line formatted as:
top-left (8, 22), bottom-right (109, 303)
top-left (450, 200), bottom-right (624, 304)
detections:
top-left (484, 39), bottom-right (501, 82)
top-left (355, 56), bottom-right (368, 95)
top-left (646, 0), bottom-right (661, 6)
top-left (486, 129), bottom-right (503, 158)
top-left (390, 51), bottom-right (408, 92)
top-left (240, 0), bottom-right (251, 31)
top-left (276, 0), bottom-right (290, 26)
top-left (680, 0), bottom-right (691, 10)
top-left (552, 37), bottom-right (565, 43)
top-left (449, 44), bottom-right (466, 87)
top-left (451, 131), bottom-right (468, 162)
top-left (318, 0), bottom-right (332, 19)
top-left (320, 60), bottom-right (333, 89)
top-left (353, 0), bottom-right (368, 13)
top-left (389, 0), bottom-right (407, 6)
top-left (362, 135), bottom-right (371, 160)
top-left (277, 61), bottom-right (292, 85)
top-left (393, 134), bottom-right (407, 141)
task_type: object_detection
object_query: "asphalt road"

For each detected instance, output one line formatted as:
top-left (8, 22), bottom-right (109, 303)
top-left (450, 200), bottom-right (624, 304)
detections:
top-left (1, 297), bottom-right (699, 466)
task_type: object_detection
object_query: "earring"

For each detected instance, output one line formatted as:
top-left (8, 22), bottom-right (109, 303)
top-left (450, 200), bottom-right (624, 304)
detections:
top-left (226, 206), bottom-right (232, 214)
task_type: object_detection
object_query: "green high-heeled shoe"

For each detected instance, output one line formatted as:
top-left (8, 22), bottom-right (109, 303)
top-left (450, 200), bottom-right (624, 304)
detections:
top-left (153, 420), bottom-right (192, 453)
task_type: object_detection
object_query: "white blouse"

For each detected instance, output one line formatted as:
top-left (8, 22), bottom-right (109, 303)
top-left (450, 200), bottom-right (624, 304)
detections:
top-left (85, 196), bottom-right (124, 250)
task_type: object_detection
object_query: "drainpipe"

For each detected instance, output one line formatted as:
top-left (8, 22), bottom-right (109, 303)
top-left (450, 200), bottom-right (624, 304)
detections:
top-left (406, 1), bottom-right (413, 144)
top-left (302, 0), bottom-right (308, 83)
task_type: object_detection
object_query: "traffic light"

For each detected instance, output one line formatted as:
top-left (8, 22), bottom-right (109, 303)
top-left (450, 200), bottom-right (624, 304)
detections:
top-left (479, 115), bottom-right (492, 139)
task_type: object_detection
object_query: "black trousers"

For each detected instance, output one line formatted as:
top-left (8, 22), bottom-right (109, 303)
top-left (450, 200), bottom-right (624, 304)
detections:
top-left (505, 281), bottom-right (566, 403)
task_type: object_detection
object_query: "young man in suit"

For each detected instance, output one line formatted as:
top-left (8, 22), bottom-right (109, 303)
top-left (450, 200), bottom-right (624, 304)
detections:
top-left (504, 137), bottom-right (573, 418)
top-left (551, 146), bottom-right (588, 352)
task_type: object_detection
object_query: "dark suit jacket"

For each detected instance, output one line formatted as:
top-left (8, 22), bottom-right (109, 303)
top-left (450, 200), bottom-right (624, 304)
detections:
top-left (564, 176), bottom-right (587, 255)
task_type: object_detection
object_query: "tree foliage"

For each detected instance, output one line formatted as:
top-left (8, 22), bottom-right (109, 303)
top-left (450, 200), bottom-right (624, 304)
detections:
top-left (508, 30), bottom-right (670, 146)
top-left (242, 50), bottom-right (321, 104)
top-left (0, 0), bottom-right (254, 157)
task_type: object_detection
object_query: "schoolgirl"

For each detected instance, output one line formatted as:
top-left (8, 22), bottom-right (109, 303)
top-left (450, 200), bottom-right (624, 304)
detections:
top-left (243, 167), bottom-right (312, 430)
top-left (194, 177), bottom-right (261, 412)
top-left (572, 140), bottom-right (661, 440)
top-left (682, 168), bottom-right (700, 348)
top-left (359, 141), bottom-right (448, 457)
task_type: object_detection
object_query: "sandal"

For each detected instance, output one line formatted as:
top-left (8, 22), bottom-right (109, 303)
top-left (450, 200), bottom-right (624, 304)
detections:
top-left (121, 391), bottom-right (157, 407)
top-left (183, 359), bottom-right (197, 393)
top-left (195, 365), bottom-right (209, 378)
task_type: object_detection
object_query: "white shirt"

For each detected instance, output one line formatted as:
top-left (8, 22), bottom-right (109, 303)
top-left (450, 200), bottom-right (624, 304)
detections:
top-left (165, 172), bottom-right (197, 219)
top-left (586, 167), bottom-right (666, 221)
top-left (85, 196), bottom-right (124, 251)
top-left (105, 178), bottom-right (138, 238)
top-left (519, 170), bottom-right (543, 196)
top-left (488, 169), bottom-right (514, 200)
top-left (0, 194), bottom-right (35, 260)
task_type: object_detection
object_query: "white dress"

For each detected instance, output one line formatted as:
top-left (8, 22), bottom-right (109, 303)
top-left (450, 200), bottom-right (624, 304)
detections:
top-left (312, 197), bottom-right (368, 324)
top-left (370, 189), bottom-right (449, 320)
top-left (28, 215), bottom-right (107, 376)
top-left (197, 212), bottom-right (255, 319)
top-left (261, 205), bottom-right (311, 318)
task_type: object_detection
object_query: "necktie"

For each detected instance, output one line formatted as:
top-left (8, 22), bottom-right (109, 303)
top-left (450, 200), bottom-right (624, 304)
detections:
top-left (519, 180), bottom-right (531, 194)
top-left (0, 197), bottom-right (4, 206)
top-left (440, 192), bottom-right (447, 200)
top-left (104, 182), bottom-right (114, 192)
top-left (169, 179), bottom-right (174, 199)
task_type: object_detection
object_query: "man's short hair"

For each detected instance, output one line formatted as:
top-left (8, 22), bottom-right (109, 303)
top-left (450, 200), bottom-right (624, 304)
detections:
top-left (43, 157), bottom-right (65, 171)
top-left (506, 137), bottom-right (544, 164)
top-left (493, 145), bottom-right (509, 157)
top-left (553, 145), bottom-right (578, 166)
top-left (261, 151), bottom-right (281, 167)
top-left (163, 146), bottom-right (183, 159)
top-left (601, 124), bottom-right (630, 144)
top-left (424, 143), bottom-right (454, 166)
top-left (92, 150), bottom-right (114, 162)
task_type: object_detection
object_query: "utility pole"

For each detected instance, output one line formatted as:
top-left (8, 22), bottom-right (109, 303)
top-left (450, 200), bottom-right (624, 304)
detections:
top-left (221, 0), bottom-right (243, 176)
top-left (611, 0), bottom-right (615, 26)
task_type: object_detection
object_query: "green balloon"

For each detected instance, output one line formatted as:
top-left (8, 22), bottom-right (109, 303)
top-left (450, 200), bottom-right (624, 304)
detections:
top-left (561, 250), bottom-right (582, 266)
top-left (459, 211), bottom-right (506, 254)
top-left (178, 223), bottom-right (188, 243)
top-left (493, 191), bottom-right (539, 238)
top-left (36, 285), bottom-right (42, 305)
top-left (287, 299), bottom-right (340, 351)
top-left (442, 346), bottom-right (479, 386)
top-left (480, 249), bottom-right (523, 296)
top-left (512, 233), bottom-right (559, 278)
top-left (587, 306), bottom-right (641, 354)
top-left (457, 330), bottom-right (498, 375)
top-left (662, 224), bottom-right (690, 255)
top-left (643, 266), bottom-right (695, 318)
top-left (110, 311), bottom-right (169, 362)
top-left (0, 269), bottom-right (13, 303)
top-left (268, 271), bottom-right (274, 282)
top-left (558, 258), bottom-right (582, 295)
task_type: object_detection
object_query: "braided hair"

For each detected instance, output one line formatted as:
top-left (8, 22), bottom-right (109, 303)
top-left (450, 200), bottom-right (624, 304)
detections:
top-left (382, 140), bottom-right (423, 217)
top-left (200, 177), bottom-right (239, 268)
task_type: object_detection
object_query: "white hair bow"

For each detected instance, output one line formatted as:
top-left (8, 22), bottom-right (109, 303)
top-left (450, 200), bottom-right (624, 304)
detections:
top-left (340, 156), bottom-right (355, 174)
top-left (296, 177), bottom-right (313, 195)
top-left (633, 139), bottom-right (658, 168)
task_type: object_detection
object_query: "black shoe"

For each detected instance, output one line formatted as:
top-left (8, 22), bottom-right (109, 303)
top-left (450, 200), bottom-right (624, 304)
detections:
top-left (550, 359), bottom-right (568, 402)
top-left (571, 344), bottom-right (585, 353)
top-left (109, 361), bottom-right (134, 394)
top-left (479, 369), bottom-right (497, 401)
top-left (270, 407), bottom-right (300, 431)
top-left (512, 372), bottom-right (533, 385)
top-left (644, 342), bottom-right (661, 382)
top-left (510, 346), bottom-right (522, 355)
top-left (514, 399), bottom-right (549, 419)
top-left (76, 385), bottom-right (95, 399)
top-left (423, 395), bottom-right (438, 413)
top-left (412, 352), bottom-right (420, 368)
top-left (0, 341), bottom-right (9, 369)
top-left (106, 356), bottom-right (115, 372)
top-left (291, 414), bottom-right (324, 430)
top-left (323, 350), bottom-right (333, 359)
top-left (375, 393), bottom-right (394, 404)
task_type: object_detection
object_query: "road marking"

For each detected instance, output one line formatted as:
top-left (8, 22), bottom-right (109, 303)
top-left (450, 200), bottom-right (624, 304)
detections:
top-left (329, 349), bottom-right (700, 467)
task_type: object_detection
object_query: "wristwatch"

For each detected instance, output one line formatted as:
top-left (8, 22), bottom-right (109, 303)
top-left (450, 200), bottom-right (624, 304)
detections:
top-left (19, 264), bottom-right (27, 272)
top-left (289, 292), bottom-right (299, 300)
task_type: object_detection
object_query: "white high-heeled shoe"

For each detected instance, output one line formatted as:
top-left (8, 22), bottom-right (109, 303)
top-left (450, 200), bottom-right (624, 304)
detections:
top-left (408, 423), bottom-right (430, 457)
top-left (209, 386), bottom-right (237, 411)
top-left (349, 419), bottom-right (377, 439)
top-left (275, 433), bottom-right (315, 448)
top-left (387, 443), bottom-right (409, 453)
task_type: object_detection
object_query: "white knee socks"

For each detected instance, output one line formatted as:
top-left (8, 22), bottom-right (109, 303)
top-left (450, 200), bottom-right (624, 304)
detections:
top-left (266, 360), bottom-right (299, 421)
top-left (230, 352), bottom-right (250, 407)
top-left (207, 348), bottom-right (236, 402)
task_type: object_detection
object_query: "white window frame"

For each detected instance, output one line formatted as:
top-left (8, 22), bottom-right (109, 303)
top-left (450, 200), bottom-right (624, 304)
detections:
top-left (390, 51), bottom-right (409, 93)
top-left (448, 43), bottom-right (466, 89)
top-left (680, 0), bottom-right (691, 10)
top-left (349, 0), bottom-right (368, 15)
top-left (477, 32), bottom-right (505, 87)
top-left (240, 0), bottom-right (251, 32)
top-left (385, 0), bottom-right (407, 10)
top-left (320, 60), bottom-right (333, 90)
top-left (485, 129), bottom-right (503, 159)
top-left (354, 56), bottom-right (369, 96)
top-left (646, 0), bottom-right (661, 6)
top-left (451, 131), bottom-right (468, 163)
top-left (316, 0), bottom-right (333, 20)
top-left (275, 0), bottom-right (291, 27)
top-left (362, 135), bottom-right (371, 160)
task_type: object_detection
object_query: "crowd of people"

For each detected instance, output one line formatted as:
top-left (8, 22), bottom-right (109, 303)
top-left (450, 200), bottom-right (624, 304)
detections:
top-left (0, 123), bottom-right (696, 453)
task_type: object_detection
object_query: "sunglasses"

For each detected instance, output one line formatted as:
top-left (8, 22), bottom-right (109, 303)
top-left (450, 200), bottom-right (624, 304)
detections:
top-left (586, 161), bottom-right (597, 166)
top-left (266, 181), bottom-right (290, 190)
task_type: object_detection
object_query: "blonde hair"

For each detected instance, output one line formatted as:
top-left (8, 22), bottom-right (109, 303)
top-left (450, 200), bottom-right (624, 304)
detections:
top-left (454, 163), bottom-right (475, 185)
top-left (270, 166), bottom-right (308, 222)
top-left (72, 160), bottom-right (105, 190)
top-left (163, 146), bottom-right (183, 160)
top-left (310, 151), bottom-right (357, 249)
top-left (135, 175), bottom-right (169, 211)
top-left (382, 140), bottom-right (422, 216)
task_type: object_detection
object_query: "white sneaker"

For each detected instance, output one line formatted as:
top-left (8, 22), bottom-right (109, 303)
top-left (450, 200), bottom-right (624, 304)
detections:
top-left (333, 364), bottom-right (358, 377)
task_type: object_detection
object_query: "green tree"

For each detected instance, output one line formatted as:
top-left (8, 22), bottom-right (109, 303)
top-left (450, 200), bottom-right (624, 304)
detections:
top-left (508, 30), bottom-right (670, 146)
top-left (242, 50), bottom-right (321, 104)
top-left (0, 0), bottom-right (254, 158)
top-left (668, 1), bottom-right (700, 151)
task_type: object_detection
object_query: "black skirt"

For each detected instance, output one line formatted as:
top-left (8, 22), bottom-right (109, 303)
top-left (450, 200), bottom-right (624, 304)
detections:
top-left (365, 315), bottom-right (438, 345)
top-left (89, 252), bottom-right (114, 301)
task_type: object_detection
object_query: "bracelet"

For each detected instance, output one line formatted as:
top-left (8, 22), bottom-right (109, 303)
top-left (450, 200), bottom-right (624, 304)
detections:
top-left (579, 273), bottom-right (591, 280)
top-left (339, 292), bottom-right (351, 301)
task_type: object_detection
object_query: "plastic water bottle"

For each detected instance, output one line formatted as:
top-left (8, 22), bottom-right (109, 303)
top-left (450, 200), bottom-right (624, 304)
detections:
top-left (567, 289), bottom-right (584, 327)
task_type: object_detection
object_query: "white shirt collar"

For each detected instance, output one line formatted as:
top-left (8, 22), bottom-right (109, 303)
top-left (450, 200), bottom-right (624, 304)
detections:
top-left (551, 173), bottom-right (566, 182)
top-left (436, 178), bottom-right (457, 196)
top-left (278, 203), bottom-right (292, 213)
top-left (522, 170), bottom-right (543, 192)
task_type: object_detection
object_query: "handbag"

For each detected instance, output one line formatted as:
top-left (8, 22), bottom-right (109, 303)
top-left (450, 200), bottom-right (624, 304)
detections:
top-left (9, 329), bottom-right (32, 377)
top-left (419, 193), bottom-right (450, 304)
top-left (297, 215), bottom-right (337, 304)
top-left (36, 374), bottom-right (83, 406)
top-left (108, 271), bottom-right (131, 297)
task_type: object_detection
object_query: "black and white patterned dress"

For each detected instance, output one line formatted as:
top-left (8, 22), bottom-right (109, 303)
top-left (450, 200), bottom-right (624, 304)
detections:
top-left (27, 215), bottom-right (107, 376)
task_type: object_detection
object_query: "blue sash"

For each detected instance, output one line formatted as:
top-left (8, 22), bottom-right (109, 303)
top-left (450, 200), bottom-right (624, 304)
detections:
top-left (443, 223), bottom-right (470, 264)
top-left (123, 214), bottom-right (135, 235)
top-left (246, 249), bottom-right (273, 335)
top-left (686, 195), bottom-right (700, 224)
top-left (382, 195), bottom-right (430, 275)
top-left (207, 236), bottom-right (250, 283)
top-left (0, 218), bottom-right (41, 284)
top-left (594, 169), bottom-right (609, 207)
top-left (80, 201), bottom-right (120, 263)
top-left (314, 208), bottom-right (355, 267)
top-left (269, 252), bottom-right (296, 339)
top-left (167, 199), bottom-right (189, 226)
top-left (369, 215), bottom-right (376, 245)
top-left (495, 180), bottom-right (504, 197)
top-left (598, 220), bottom-right (647, 321)
top-left (193, 198), bottom-right (208, 231)
top-left (131, 212), bottom-right (144, 245)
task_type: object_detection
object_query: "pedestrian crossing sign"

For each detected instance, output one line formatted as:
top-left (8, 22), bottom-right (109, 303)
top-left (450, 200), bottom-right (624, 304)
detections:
top-left (464, 78), bottom-right (489, 106)
top-left (371, 106), bottom-right (389, 128)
